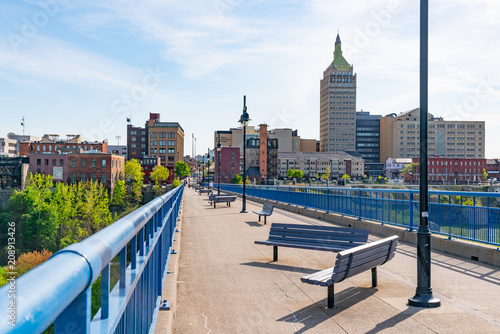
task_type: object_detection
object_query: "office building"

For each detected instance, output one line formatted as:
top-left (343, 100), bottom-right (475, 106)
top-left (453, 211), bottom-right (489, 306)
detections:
top-left (320, 33), bottom-right (357, 152)
top-left (380, 108), bottom-right (485, 162)
top-left (355, 111), bottom-right (384, 176)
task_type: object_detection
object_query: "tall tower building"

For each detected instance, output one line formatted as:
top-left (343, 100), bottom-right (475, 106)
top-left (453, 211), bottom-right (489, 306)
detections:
top-left (320, 33), bottom-right (357, 152)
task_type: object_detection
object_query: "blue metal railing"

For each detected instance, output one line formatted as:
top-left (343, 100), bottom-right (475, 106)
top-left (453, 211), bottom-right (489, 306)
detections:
top-left (0, 185), bottom-right (184, 334)
top-left (220, 184), bottom-right (500, 246)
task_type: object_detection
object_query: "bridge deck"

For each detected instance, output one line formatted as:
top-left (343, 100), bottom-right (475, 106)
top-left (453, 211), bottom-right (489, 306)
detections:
top-left (158, 187), bottom-right (500, 333)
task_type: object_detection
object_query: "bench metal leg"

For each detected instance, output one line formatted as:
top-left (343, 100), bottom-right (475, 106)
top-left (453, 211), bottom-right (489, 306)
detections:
top-left (327, 285), bottom-right (335, 308)
top-left (273, 246), bottom-right (278, 261)
top-left (264, 216), bottom-right (267, 225)
top-left (214, 203), bottom-right (216, 209)
top-left (371, 267), bottom-right (377, 287)
top-left (258, 215), bottom-right (261, 222)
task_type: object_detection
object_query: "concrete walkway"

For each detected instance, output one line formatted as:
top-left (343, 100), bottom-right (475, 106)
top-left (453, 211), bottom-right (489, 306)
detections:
top-left (168, 187), bottom-right (500, 333)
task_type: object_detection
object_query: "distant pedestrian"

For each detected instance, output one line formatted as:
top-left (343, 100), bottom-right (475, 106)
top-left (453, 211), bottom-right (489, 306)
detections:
top-left (209, 181), bottom-right (214, 189)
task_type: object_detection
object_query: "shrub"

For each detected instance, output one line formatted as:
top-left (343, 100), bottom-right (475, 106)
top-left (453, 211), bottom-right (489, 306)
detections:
top-left (172, 179), bottom-right (182, 189)
top-left (15, 249), bottom-right (53, 278)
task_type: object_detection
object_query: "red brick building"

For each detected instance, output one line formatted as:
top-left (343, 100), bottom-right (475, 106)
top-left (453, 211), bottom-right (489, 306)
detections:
top-left (140, 156), bottom-right (161, 184)
top-left (29, 153), bottom-right (69, 184)
top-left (66, 153), bottom-right (124, 189)
top-left (412, 157), bottom-right (488, 183)
top-left (214, 147), bottom-right (240, 184)
top-left (20, 134), bottom-right (107, 157)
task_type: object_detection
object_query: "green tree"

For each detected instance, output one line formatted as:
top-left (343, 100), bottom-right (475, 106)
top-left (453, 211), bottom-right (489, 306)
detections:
top-left (125, 159), bottom-right (144, 203)
top-left (0, 174), bottom-right (60, 252)
top-left (293, 169), bottom-right (304, 179)
top-left (172, 178), bottom-right (182, 188)
top-left (481, 169), bottom-right (488, 181)
top-left (150, 165), bottom-right (170, 185)
top-left (174, 161), bottom-right (191, 179)
top-left (111, 180), bottom-right (126, 207)
top-left (125, 159), bottom-right (144, 182)
top-left (286, 169), bottom-right (294, 179)
top-left (232, 174), bottom-right (243, 184)
top-left (400, 162), bottom-right (419, 180)
top-left (322, 167), bottom-right (331, 180)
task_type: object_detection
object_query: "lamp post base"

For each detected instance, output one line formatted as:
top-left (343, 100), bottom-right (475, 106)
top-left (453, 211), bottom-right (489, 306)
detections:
top-left (240, 210), bottom-right (247, 213)
top-left (408, 292), bottom-right (441, 308)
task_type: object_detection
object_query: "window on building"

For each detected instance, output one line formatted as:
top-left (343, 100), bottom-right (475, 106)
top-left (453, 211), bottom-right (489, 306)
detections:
top-left (71, 173), bottom-right (76, 183)
top-left (168, 133), bottom-right (175, 138)
top-left (102, 174), bottom-right (106, 184)
top-left (60, 159), bottom-right (64, 166)
top-left (81, 158), bottom-right (86, 168)
top-left (132, 137), bottom-right (136, 142)
top-left (168, 156), bottom-right (174, 161)
top-left (92, 173), bottom-right (96, 181)
top-left (45, 159), bottom-right (49, 166)
top-left (168, 140), bottom-right (174, 146)
top-left (168, 148), bottom-right (175, 154)
top-left (92, 159), bottom-right (96, 167)
top-left (102, 159), bottom-right (106, 167)
top-left (36, 159), bottom-right (41, 165)
top-left (82, 173), bottom-right (86, 182)
top-left (131, 144), bottom-right (136, 148)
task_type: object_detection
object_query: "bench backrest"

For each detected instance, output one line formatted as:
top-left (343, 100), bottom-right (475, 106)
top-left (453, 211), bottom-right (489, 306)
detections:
top-left (214, 195), bottom-right (236, 202)
top-left (267, 223), bottom-right (369, 248)
top-left (262, 203), bottom-right (274, 214)
top-left (332, 235), bottom-right (399, 283)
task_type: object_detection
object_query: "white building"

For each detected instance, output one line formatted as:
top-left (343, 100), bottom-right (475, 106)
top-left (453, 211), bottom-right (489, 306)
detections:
top-left (385, 158), bottom-right (412, 179)
top-left (278, 151), bottom-right (364, 179)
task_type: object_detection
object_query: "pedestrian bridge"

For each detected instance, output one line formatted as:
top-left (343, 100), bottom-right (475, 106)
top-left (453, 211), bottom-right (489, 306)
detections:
top-left (2, 185), bottom-right (500, 333)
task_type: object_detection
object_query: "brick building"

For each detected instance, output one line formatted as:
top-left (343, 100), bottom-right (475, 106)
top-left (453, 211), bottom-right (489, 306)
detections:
top-left (214, 147), bottom-right (240, 184)
top-left (412, 157), bottom-right (488, 184)
top-left (19, 134), bottom-right (108, 157)
top-left (126, 113), bottom-right (185, 177)
top-left (140, 156), bottom-right (161, 184)
top-left (67, 153), bottom-right (125, 189)
top-left (29, 153), bottom-right (69, 184)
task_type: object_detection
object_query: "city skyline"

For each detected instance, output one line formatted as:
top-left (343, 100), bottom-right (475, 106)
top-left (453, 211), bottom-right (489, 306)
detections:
top-left (1, 1), bottom-right (499, 157)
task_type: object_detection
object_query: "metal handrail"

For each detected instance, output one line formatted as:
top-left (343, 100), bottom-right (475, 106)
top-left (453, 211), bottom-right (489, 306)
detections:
top-left (0, 185), bottom-right (184, 334)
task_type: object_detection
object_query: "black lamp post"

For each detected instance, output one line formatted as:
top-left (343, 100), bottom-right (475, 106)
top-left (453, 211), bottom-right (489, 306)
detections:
top-left (217, 138), bottom-right (221, 195)
top-left (239, 95), bottom-right (250, 213)
top-left (207, 149), bottom-right (211, 186)
top-left (408, 0), bottom-right (440, 308)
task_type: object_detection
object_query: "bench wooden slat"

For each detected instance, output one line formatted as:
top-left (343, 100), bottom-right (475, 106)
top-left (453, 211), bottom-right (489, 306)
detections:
top-left (268, 232), bottom-right (369, 244)
top-left (300, 236), bottom-right (399, 306)
top-left (254, 223), bottom-right (369, 260)
top-left (254, 240), bottom-right (361, 252)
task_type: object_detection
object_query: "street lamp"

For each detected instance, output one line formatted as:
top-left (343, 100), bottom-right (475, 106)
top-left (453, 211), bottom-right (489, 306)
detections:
top-left (217, 138), bottom-right (221, 195)
top-left (408, 0), bottom-right (440, 308)
top-left (207, 149), bottom-right (211, 187)
top-left (239, 95), bottom-right (250, 213)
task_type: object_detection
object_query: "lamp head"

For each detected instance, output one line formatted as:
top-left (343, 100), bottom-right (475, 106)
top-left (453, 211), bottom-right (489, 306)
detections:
top-left (238, 95), bottom-right (251, 125)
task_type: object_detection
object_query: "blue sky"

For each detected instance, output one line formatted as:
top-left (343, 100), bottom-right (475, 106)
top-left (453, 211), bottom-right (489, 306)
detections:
top-left (1, 0), bottom-right (499, 158)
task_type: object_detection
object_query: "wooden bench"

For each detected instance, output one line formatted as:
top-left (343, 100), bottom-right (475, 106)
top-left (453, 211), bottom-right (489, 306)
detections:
top-left (301, 235), bottom-right (399, 308)
top-left (199, 189), bottom-right (212, 195)
top-left (254, 223), bottom-right (369, 261)
top-left (209, 195), bottom-right (237, 208)
top-left (252, 203), bottom-right (274, 224)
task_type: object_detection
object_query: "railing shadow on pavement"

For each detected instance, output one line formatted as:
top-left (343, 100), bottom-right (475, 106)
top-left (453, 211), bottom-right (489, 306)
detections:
top-left (0, 185), bottom-right (184, 334)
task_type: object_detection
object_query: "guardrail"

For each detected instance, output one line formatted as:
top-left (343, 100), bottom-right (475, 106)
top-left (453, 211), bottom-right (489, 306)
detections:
top-left (0, 185), bottom-right (184, 334)
top-left (220, 184), bottom-right (500, 247)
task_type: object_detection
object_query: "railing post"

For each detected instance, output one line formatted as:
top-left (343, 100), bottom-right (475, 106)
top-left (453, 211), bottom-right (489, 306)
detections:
top-left (358, 190), bottom-right (362, 220)
top-left (409, 192), bottom-right (414, 231)
top-left (54, 287), bottom-right (91, 334)
top-left (101, 264), bottom-right (110, 319)
top-left (120, 246), bottom-right (127, 289)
